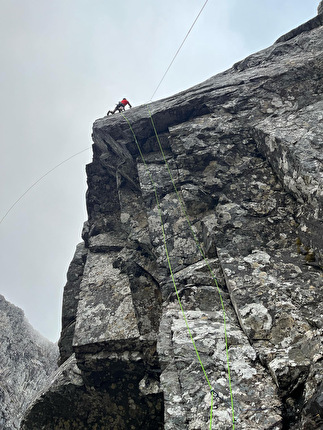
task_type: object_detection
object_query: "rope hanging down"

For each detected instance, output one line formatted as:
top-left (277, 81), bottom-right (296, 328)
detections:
top-left (2, 1), bottom-right (232, 427)
top-left (146, 107), bottom-right (235, 428)
top-left (122, 109), bottom-right (236, 429)
top-left (149, 0), bottom-right (209, 101)
top-left (122, 2), bottom-right (235, 427)
top-left (121, 112), bottom-right (218, 429)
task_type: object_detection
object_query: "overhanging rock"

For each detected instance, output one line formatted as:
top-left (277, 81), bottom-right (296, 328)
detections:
top-left (22, 6), bottom-right (323, 430)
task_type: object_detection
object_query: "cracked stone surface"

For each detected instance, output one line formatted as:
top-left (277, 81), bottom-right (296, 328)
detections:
top-left (0, 295), bottom-right (58, 430)
top-left (22, 6), bottom-right (323, 430)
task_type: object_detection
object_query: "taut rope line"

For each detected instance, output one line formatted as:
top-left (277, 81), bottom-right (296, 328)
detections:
top-left (146, 106), bottom-right (235, 427)
top-left (0, 147), bottom-right (90, 226)
top-left (149, 0), bottom-right (209, 102)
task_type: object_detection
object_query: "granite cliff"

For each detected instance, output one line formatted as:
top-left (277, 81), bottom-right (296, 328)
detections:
top-left (0, 295), bottom-right (58, 429)
top-left (22, 4), bottom-right (322, 430)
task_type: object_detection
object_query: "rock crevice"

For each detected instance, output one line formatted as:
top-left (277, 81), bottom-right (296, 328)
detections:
top-left (22, 7), bottom-right (323, 430)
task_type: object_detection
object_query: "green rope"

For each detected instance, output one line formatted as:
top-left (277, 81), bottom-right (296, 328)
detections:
top-left (210, 390), bottom-right (215, 430)
top-left (145, 106), bottom-right (235, 429)
top-left (121, 113), bottom-right (217, 426)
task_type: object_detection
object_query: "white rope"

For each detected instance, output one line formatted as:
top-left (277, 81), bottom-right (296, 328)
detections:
top-left (149, 0), bottom-right (209, 101)
top-left (0, 147), bottom-right (90, 225)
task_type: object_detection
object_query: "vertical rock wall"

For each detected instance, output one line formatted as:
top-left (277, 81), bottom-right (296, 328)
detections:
top-left (22, 7), bottom-right (323, 430)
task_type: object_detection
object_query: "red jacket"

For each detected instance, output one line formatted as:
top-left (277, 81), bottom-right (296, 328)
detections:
top-left (121, 98), bottom-right (129, 106)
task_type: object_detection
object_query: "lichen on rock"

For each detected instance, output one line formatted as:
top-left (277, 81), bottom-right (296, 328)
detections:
top-left (21, 6), bottom-right (323, 430)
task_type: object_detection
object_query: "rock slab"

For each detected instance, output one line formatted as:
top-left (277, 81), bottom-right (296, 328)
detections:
top-left (22, 5), bottom-right (323, 430)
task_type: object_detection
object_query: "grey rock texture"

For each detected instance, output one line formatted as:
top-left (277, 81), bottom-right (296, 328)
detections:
top-left (318, 1), bottom-right (323, 15)
top-left (0, 295), bottom-right (58, 429)
top-left (23, 7), bottom-right (322, 430)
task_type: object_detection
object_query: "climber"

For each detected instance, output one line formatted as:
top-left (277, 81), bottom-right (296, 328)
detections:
top-left (107, 98), bottom-right (132, 115)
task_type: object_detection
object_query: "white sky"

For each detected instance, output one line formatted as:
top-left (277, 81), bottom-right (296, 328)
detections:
top-left (0, 0), bottom-right (319, 342)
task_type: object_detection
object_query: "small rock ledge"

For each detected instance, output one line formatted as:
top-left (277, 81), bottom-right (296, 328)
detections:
top-left (22, 7), bottom-right (323, 430)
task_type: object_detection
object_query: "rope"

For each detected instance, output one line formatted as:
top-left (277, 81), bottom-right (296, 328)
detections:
top-left (0, 147), bottom-right (90, 226)
top-left (119, 4), bottom-right (237, 428)
top-left (149, 0), bottom-right (209, 101)
top-left (2, 1), bottom-right (231, 427)
top-left (146, 106), bottom-right (235, 427)
top-left (210, 389), bottom-right (219, 430)
top-left (121, 112), bottom-right (218, 428)
top-left (2, 1), bottom-right (209, 226)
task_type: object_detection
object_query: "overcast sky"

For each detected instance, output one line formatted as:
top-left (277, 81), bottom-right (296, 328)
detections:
top-left (0, 0), bottom-right (319, 343)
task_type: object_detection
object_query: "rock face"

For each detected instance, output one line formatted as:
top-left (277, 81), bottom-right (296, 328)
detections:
top-left (0, 295), bottom-right (58, 429)
top-left (318, 1), bottom-right (323, 15)
top-left (22, 6), bottom-right (322, 430)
